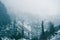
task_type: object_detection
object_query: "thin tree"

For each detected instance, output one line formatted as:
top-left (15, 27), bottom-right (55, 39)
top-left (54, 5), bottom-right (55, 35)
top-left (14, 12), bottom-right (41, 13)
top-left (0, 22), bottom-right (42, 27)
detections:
top-left (40, 21), bottom-right (46, 40)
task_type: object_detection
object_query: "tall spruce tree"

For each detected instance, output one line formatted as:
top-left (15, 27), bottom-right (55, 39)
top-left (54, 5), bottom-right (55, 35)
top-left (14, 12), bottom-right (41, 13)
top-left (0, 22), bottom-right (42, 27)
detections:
top-left (0, 1), bottom-right (11, 40)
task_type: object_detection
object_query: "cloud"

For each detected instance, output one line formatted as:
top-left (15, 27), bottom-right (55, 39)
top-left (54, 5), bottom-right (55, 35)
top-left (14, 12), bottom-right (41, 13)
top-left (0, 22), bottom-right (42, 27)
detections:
top-left (1, 0), bottom-right (60, 25)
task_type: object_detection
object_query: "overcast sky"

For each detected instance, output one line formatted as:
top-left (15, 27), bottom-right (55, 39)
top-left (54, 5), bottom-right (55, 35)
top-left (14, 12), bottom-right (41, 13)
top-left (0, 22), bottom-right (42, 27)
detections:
top-left (1, 0), bottom-right (60, 25)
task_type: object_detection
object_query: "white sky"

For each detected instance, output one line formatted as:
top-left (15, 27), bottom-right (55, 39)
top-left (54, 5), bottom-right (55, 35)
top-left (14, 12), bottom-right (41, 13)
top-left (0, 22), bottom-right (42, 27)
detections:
top-left (1, 0), bottom-right (60, 25)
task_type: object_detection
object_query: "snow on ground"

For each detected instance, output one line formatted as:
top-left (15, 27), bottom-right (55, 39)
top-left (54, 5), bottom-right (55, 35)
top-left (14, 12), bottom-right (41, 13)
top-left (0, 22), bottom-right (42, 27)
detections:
top-left (18, 38), bottom-right (28, 40)
top-left (50, 30), bottom-right (60, 40)
top-left (2, 37), bottom-right (28, 40)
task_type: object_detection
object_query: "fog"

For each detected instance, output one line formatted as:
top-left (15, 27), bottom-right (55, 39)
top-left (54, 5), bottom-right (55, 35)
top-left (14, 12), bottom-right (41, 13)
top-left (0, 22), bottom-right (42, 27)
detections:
top-left (1, 0), bottom-right (60, 25)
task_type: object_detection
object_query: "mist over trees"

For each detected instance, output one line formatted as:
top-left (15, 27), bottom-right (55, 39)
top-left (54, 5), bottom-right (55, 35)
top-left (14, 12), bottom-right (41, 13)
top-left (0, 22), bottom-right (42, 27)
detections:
top-left (0, 1), bottom-right (60, 40)
top-left (0, 2), bottom-right (11, 26)
top-left (0, 2), bottom-right (23, 40)
top-left (0, 1), bottom-right (11, 40)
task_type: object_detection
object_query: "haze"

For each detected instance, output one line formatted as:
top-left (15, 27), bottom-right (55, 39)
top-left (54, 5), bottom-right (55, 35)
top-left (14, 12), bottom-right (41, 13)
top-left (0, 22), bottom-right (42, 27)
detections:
top-left (1, 0), bottom-right (60, 25)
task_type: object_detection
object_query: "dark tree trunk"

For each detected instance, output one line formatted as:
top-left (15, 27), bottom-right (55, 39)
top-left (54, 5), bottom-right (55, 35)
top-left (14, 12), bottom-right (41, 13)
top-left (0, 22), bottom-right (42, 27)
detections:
top-left (0, 37), bottom-right (2, 40)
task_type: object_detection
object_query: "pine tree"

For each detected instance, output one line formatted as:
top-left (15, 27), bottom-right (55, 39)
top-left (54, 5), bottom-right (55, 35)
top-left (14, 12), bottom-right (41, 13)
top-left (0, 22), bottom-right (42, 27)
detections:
top-left (0, 1), bottom-right (11, 40)
top-left (40, 21), bottom-right (47, 40)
